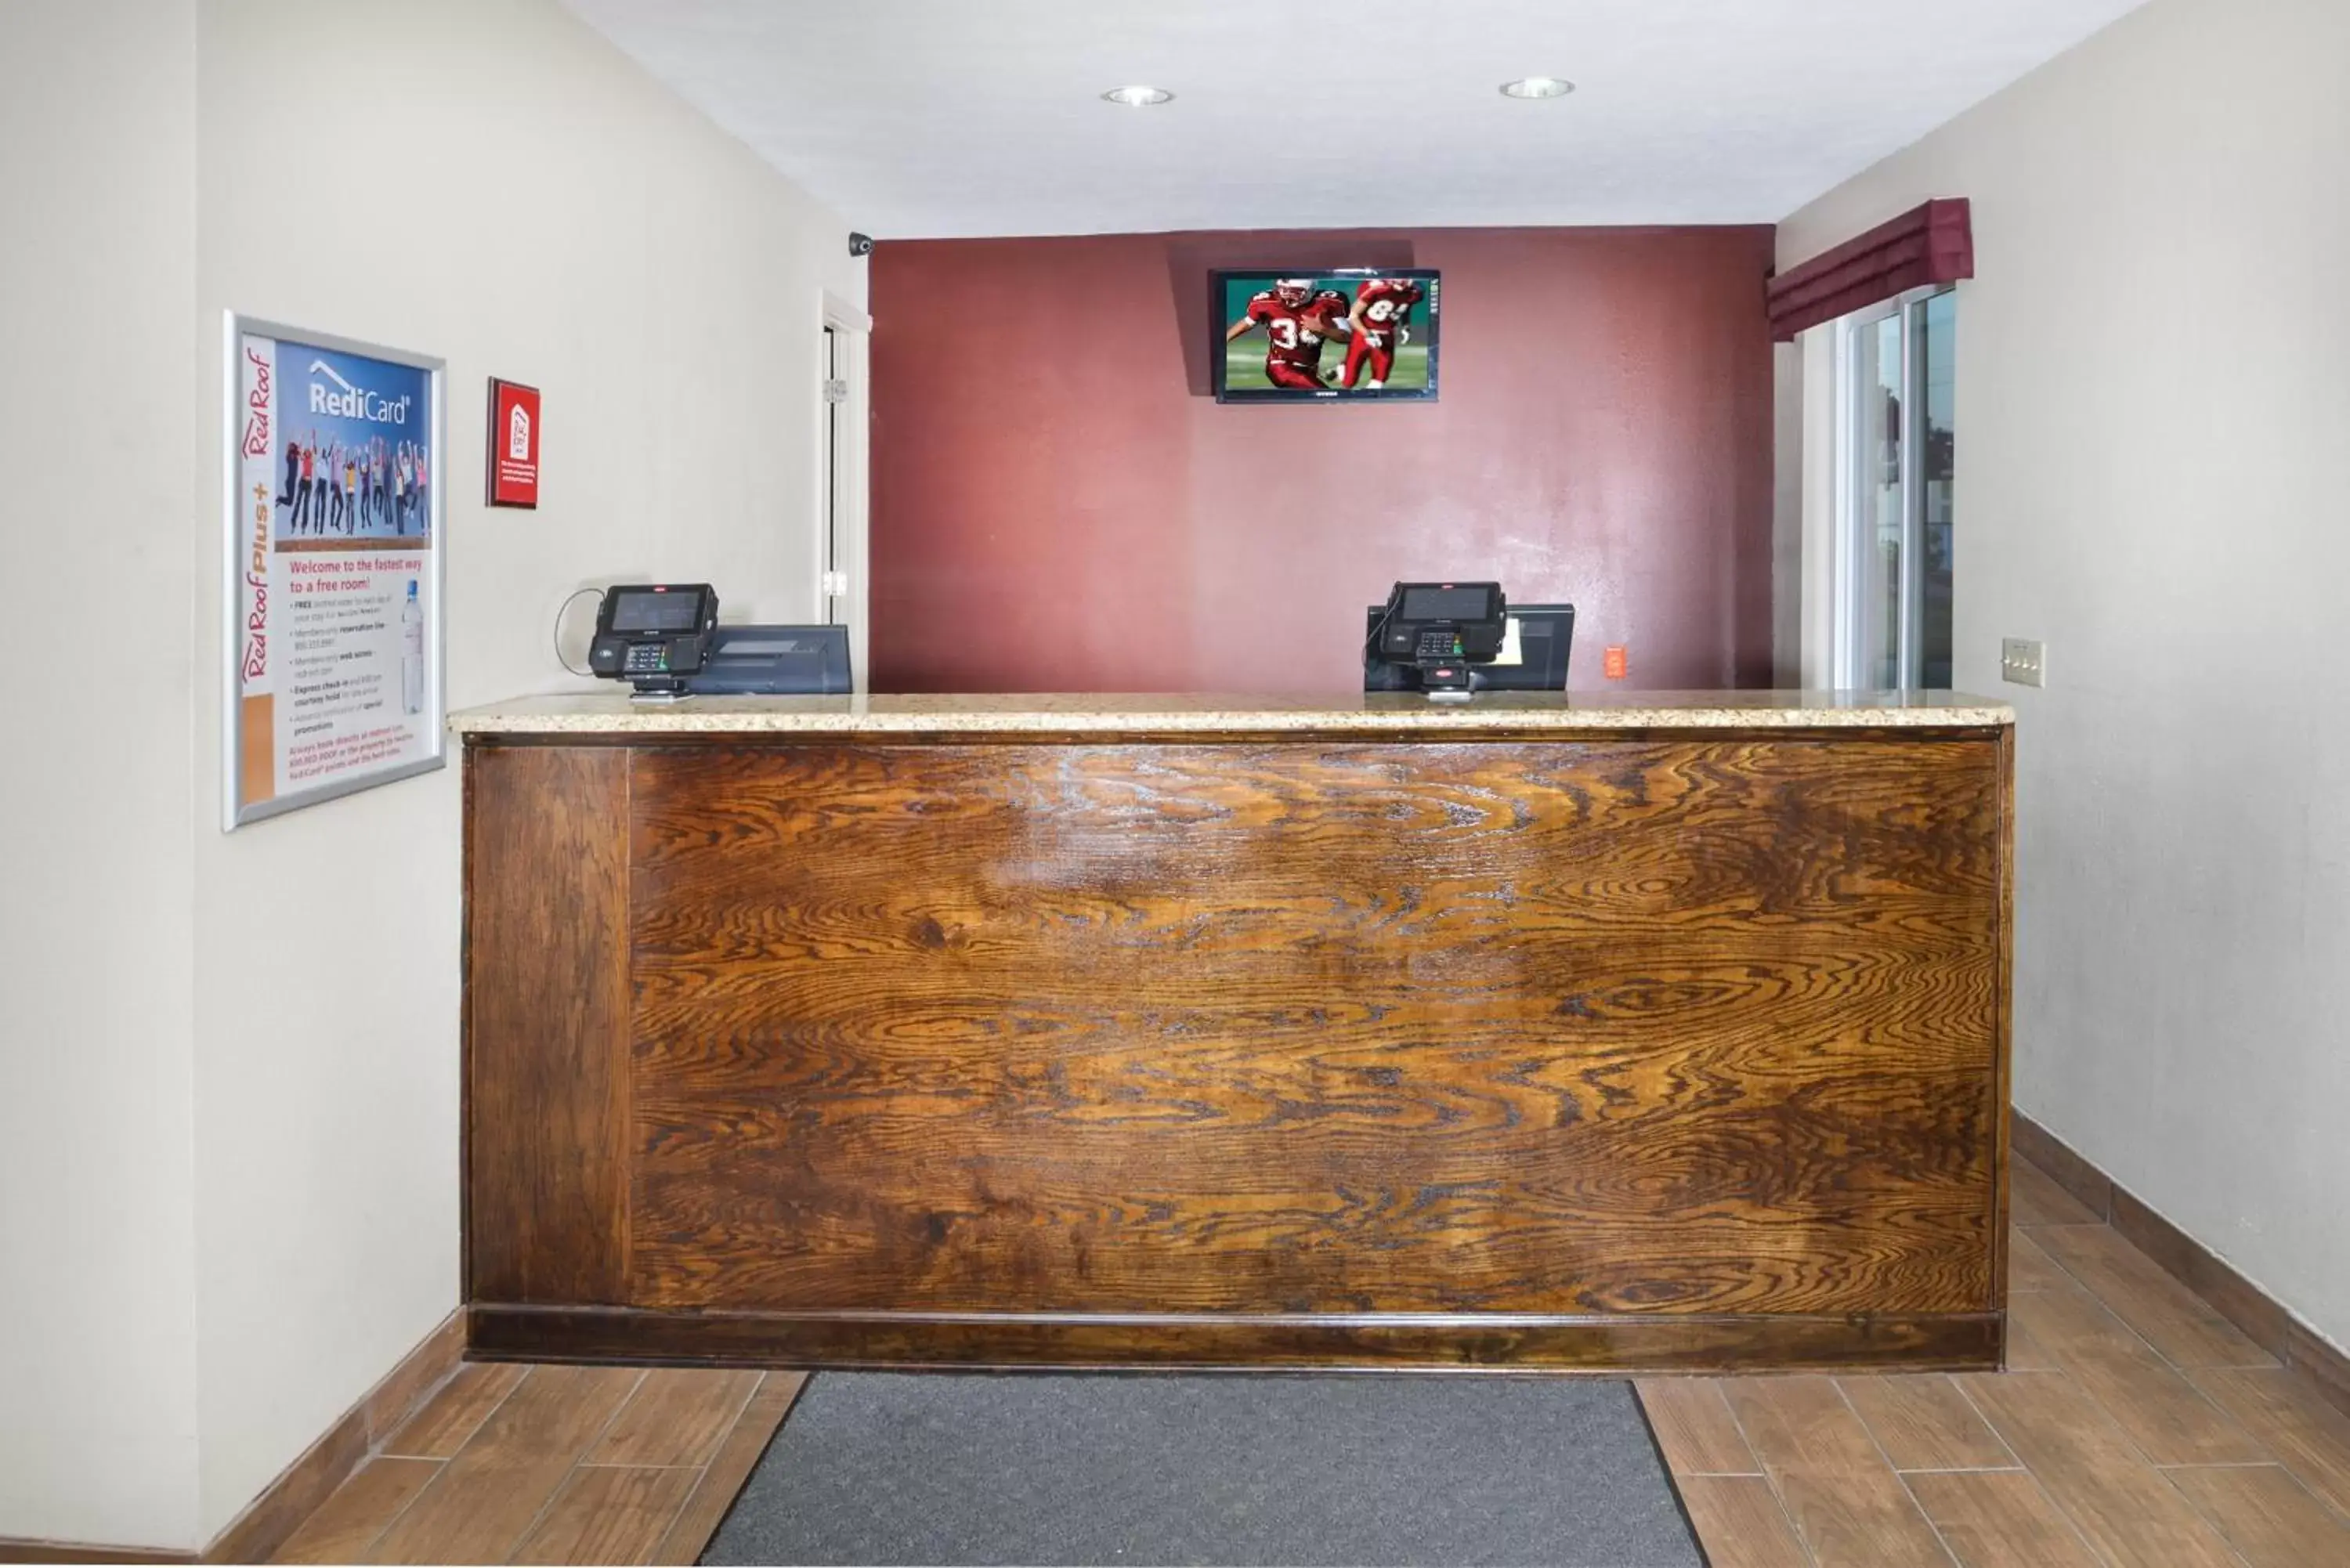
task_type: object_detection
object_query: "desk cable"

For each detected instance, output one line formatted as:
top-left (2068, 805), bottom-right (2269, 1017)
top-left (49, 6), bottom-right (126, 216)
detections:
top-left (553, 587), bottom-right (603, 678)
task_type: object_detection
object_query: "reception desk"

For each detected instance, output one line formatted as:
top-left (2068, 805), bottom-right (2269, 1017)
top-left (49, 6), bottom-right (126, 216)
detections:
top-left (454, 691), bottom-right (2015, 1373)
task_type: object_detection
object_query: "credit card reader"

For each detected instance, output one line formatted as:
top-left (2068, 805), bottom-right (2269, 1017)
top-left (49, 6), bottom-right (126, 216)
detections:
top-left (1368, 581), bottom-right (1508, 701)
top-left (588, 583), bottom-right (719, 696)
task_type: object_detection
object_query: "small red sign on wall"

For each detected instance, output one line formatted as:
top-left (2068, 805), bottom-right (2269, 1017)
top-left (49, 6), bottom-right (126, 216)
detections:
top-left (486, 378), bottom-right (540, 508)
top-left (1603, 645), bottom-right (1629, 681)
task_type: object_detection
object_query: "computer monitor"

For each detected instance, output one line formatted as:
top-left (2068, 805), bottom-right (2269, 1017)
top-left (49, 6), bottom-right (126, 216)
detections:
top-left (1363, 603), bottom-right (1574, 692)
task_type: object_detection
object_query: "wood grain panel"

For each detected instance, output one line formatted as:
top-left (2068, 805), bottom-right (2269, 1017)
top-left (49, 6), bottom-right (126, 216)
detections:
top-left (1719, 1376), bottom-right (1952, 1566)
top-left (649, 1374), bottom-right (805, 1566)
top-left (1838, 1374), bottom-right (2017, 1472)
top-left (267, 1458), bottom-right (439, 1564)
top-left (1988, 724), bottom-right (2015, 1313)
top-left (2006, 1228), bottom-right (2066, 1293)
top-left (1637, 1378), bottom-right (1760, 1475)
top-left (1903, 1470), bottom-right (2100, 1568)
top-left (1672, 1476), bottom-right (1811, 1568)
top-left (378, 1362), bottom-right (526, 1460)
top-left (582, 1368), bottom-right (759, 1469)
top-left (469, 1304), bottom-right (2004, 1372)
top-left (2008, 1288), bottom-right (2265, 1465)
top-left (1955, 1370), bottom-right (2240, 1567)
top-left (2032, 1221), bottom-right (2277, 1369)
top-left (2165, 1463), bottom-right (2350, 1566)
top-left (363, 1367), bottom-right (641, 1565)
top-left (1721, 1375), bottom-right (1907, 1472)
top-left (623, 737), bottom-right (2003, 1325)
top-left (504, 1466), bottom-right (700, 1566)
top-left (1769, 1471), bottom-right (1954, 1568)
top-left (2002, 1313), bottom-right (2057, 1371)
top-left (466, 742), bottom-right (631, 1305)
top-left (2189, 1366), bottom-right (2350, 1518)
top-left (360, 1310), bottom-right (469, 1447)
top-left (2110, 1183), bottom-right (2296, 1365)
top-left (2008, 1115), bottom-right (2109, 1222)
top-left (2010, 1162), bottom-right (2099, 1228)
top-left (2012, 1122), bottom-right (2350, 1417)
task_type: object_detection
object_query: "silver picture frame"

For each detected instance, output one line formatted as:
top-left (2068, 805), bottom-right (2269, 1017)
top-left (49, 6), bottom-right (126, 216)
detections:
top-left (221, 312), bottom-right (448, 829)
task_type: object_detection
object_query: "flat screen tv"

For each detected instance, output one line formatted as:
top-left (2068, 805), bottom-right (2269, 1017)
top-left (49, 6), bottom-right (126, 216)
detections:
top-left (1212, 269), bottom-right (1441, 403)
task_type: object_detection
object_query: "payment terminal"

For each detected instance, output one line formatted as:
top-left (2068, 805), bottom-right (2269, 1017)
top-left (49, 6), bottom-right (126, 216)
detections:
top-left (588, 583), bottom-right (719, 695)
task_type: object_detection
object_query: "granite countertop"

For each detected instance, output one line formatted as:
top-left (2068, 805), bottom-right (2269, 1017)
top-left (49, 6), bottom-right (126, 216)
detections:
top-left (449, 689), bottom-right (2015, 735)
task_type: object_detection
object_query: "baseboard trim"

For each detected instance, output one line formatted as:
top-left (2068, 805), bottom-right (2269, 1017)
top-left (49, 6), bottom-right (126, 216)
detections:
top-left (2008, 1113), bottom-right (2111, 1221)
top-left (470, 1302), bottom-right (2005, 1374)
top-left (196, 1306), bottom-right (468, 1565)
top-left (0, 1540), bottom-right (195, 1565)
top-left (2014, 1109), bottom-right (2350, 1419)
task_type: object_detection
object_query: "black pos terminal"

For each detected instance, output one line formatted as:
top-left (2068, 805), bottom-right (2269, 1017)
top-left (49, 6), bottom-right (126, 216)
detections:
top-left (582, 583), bottom-right (853, 699)
top-left (588, 583), bottom-right (721, 696)
top-left (1365, 581), bottom-right (1509, 700)
top-left (1363, 582), bottom-right (1576, 700)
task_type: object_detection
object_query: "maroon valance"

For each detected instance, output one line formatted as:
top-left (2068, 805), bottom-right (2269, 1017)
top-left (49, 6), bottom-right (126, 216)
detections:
top-left (1768, 198), bottom-right (1972, 341)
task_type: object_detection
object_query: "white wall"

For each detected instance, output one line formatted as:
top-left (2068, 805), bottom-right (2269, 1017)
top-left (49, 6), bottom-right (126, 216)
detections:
top-left (0, 1), bottom-right (203, 1548)
top-left (1781, 0), bottom-right (2350, 1350)
top-left (2, 0), bottom-right (858, 1549)
top-left (1769, 342), bottom-right (1804, 685)
top-left (188, 0), bottom-right (862, 1541)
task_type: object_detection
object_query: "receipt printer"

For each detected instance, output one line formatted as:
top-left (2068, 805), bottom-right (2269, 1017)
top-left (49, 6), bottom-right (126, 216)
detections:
top-left (588, 583), bottom-right (719, 693)
top-left (684, 625), bottom-right (852, 696)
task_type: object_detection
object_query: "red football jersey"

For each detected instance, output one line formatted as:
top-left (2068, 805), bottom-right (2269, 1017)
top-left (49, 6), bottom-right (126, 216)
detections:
top-left (1246, 289), bottom-right (1350, 372)
top-left (1352, 279), bottom-right (1425, 343)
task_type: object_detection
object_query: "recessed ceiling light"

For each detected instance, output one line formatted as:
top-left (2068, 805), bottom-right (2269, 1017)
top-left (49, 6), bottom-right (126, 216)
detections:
top-left (1499, 77), bottom-right (1575, 99)
top-left (1101, 85), bottom-right (1173, 107)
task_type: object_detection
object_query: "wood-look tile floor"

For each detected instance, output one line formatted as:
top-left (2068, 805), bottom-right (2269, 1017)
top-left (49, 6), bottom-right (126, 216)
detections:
top-left (1640, 1156), bottom-right (2350, 1567)
top-left (271, 1154), bottom-right (2350, 1567)
top-left (268, 1367), bottom-right (802, 1565)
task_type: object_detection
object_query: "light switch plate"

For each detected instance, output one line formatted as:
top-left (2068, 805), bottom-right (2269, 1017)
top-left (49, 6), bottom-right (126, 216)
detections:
top-left (2001, 638), bottom-right (2046, 688)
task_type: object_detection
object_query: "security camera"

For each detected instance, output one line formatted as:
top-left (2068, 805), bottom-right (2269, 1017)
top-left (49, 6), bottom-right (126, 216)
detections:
top-left (848, 233), bottom-right (874, 258)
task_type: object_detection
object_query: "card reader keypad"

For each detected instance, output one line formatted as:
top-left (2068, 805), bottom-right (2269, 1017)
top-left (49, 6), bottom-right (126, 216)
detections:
top-left (623, 643), bottom-right (670, 674)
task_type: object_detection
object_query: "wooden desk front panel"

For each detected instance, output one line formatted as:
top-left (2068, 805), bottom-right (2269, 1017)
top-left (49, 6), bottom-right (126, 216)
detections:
top-left (465, 732), bottom-right (2009, 1370)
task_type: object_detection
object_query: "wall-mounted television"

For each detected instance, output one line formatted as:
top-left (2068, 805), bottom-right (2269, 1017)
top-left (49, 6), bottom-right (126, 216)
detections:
top-left (1212, 269), bottom-right (1441, 403)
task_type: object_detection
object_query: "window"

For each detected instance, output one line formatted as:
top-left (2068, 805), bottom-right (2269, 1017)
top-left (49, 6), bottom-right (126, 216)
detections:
top-left (1834, 287), bottom-right (1955, 688)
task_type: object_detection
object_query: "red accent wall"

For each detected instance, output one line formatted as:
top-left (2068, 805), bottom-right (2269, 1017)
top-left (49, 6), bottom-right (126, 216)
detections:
top-left (870, 226), bottom-right (1776, 693)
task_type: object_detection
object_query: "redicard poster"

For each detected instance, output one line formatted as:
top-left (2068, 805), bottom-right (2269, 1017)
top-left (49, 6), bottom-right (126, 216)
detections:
top-left (226, 317), bottom-right (446, 828)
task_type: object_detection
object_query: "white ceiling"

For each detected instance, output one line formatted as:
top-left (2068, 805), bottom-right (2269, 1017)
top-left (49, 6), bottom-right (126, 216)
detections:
top-left (560, 0), bottom-right (2146, 239)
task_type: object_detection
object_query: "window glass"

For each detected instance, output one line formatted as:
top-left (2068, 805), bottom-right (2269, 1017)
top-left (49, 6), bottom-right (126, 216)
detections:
top-left (1854, 313), bottom-right (1904, 688)
top-left (1918, 291), bottom-right (1956, 688)
top-left (1838, 288), bottom-right (1954, 689)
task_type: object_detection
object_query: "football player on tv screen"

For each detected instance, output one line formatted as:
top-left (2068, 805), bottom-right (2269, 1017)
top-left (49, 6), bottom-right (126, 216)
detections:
top-left (1224, 277), bottom-right (1353, 390)
top-left (1337, 275), bottom-right (1425, 389)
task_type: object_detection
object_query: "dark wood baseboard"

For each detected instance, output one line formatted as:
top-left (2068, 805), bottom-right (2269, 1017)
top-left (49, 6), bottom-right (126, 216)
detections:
top-left (197, 1307), bottom-right (468, 1565)
top-left (2009, 1112), bottom-right (2110, 1221)
top-left (471, 1304), bottom-right (2004, 1375)
top-left (0, 1541), bottom-right (195, 1565)
top-left (0, 1313), bottom-right (465, 1566)
top-left (2015, 1109), bottom-right (2350, 1419)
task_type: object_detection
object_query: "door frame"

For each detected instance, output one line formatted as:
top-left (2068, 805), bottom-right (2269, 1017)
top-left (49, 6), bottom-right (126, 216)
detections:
top-left (816, 292), bottom-right (872, 692)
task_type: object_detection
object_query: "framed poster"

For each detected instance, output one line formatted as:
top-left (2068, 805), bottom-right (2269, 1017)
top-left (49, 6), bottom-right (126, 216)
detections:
top-left (222, 313), bottom-right (446, 829)
top-left (486, 377), bottom-right (540, 508)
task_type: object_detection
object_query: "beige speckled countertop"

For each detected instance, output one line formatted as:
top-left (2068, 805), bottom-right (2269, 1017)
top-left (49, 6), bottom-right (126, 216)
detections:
top-left (450, 689), bottom-right (2013, 735)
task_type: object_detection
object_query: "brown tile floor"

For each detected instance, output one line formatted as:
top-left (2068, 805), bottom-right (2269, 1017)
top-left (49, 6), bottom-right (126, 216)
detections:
top-left (1640, 1156), bottom-right (2350, 1567)
top-left (269, 1154), bottom-right (2350, 1566)
top-left (268, 1367), bottom-right (801, 1565)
